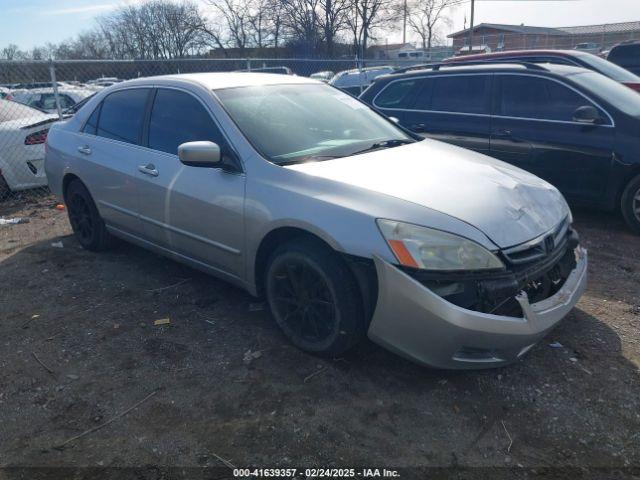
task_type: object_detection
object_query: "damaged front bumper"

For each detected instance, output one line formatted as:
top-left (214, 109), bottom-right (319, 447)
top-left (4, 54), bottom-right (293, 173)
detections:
top-left (367, 246), bottom-right (587, 369)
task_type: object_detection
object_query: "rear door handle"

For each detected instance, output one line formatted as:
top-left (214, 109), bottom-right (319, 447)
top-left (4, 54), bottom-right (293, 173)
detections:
top-left (138, 163), bottom-right (159, 177)
top-left (77, 145), bottom-right (92, 155)
top-left (411, 123), bottom-right (428, 132)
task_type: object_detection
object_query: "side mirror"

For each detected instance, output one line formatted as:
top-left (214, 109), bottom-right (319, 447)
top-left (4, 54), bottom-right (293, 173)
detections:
top-left (178, 141), bottom-right (221, 167)
top-left (572, 105), bottom-right (602, 124)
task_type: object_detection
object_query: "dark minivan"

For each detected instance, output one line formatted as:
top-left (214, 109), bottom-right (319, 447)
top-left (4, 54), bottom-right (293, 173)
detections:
top-left (360, 62), bottom-right (640, 233)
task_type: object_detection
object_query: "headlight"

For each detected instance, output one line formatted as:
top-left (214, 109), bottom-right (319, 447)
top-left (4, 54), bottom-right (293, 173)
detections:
top-left (377, 219), bottom-right (504, 271)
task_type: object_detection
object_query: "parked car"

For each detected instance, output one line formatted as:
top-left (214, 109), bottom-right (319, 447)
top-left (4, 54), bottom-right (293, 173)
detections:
top-left (443, 49), bottom-right (640, 92)
top-left (11, 88), bottom-right (95, 113)
top-left (607, 41), bottom-right (640, 75)
top-left (0, 100), bottom-right (58, 198)
top-left (360, 62), bottom-right (640, 233)
top-left (574, 42), bottom-right (600, 54)
top-left (0, 87), bottom-right (11, 100)
top-left (310, 70), bottom-right (335, 82)
top-left (329, 66), bottom-right (395, 96)
top-left (45, 72), bottom-right (587, 369)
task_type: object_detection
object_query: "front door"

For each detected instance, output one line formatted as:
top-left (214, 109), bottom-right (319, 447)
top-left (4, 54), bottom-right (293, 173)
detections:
top-left (135, 88), bottom-right (245, 278)
top-left (491, 74), bottom-right (615, 204)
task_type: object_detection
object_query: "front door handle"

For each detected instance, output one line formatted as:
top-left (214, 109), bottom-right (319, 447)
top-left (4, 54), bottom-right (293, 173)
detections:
top-left (77, 145), bottom-right (92, 155)
top-left (138, 163), bottom-right (159, 177)
top-left (411, 123), bottom-right (428, 133)
top-left (494, 129), bottom-right (513, 138)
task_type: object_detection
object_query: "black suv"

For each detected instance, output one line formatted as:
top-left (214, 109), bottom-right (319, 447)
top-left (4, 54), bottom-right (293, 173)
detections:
top-left (608, 42), bottom-right (640, 76)
top-left (360, 62), bottom-right (640, 233)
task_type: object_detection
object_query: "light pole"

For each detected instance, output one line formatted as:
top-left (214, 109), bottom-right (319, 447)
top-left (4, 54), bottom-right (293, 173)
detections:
top-left (468, 0), bottom-right (475, 53)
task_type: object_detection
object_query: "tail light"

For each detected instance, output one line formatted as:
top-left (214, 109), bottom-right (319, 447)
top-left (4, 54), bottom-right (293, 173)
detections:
top-left (24, 128), bottom-right (49, 145)
top-left (624, 82), bottom-right (640, 93)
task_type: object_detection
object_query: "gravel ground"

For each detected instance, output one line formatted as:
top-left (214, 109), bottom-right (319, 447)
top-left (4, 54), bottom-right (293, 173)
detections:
top-left (1, 195), bottom-right (639, 478)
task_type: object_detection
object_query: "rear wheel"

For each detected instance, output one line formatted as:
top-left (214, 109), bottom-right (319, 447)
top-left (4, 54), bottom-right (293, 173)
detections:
top-left (65, 179), bottom-right (112, 251)
top-left (621, 174), bottom-right (640, 235)
top-left (265, 238), bottom-right (365, 357)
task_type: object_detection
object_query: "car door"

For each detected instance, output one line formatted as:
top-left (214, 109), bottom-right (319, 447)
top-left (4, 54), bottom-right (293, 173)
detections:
top-left (135, 87), bottom-right (246, 278)
top-left (401, 74), bottom-right (492, 154)
top-left (76, 88), bottom-right (151, 235)
top-left (490, 73), bottom-right (615, 204)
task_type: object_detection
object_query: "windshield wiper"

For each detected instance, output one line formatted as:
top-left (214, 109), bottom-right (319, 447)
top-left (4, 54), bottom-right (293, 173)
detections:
top-left (350, 138), bottom-right (414, 156)
top-left (277, 154), bottom-right (340, 166)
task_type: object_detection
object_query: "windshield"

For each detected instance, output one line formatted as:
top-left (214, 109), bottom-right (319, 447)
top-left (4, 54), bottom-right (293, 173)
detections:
top-left (569, 71), bottom-right (640, 117)
top-left (575, 52), bottom-right (640, 82)
top-left (216, 83), bottom-right (414, 165)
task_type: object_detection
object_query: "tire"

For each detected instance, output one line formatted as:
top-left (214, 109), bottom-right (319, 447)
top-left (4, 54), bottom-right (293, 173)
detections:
top-left (265, 238), bottom-right (365, 357)
top-left (65, 179), bottom-right (112, 251)
top-left (621, 174), bottom-right (640, 235)
top-left (0, 173), bottom-right (10, 201)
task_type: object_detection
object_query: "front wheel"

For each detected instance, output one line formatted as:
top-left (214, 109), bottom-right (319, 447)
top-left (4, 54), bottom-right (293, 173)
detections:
top-left (65, 179), bottom-right (113, 251)
top-left (265, 239), bottom-right (365, 357)
top-left (621, 174), bottom-right (640, 235)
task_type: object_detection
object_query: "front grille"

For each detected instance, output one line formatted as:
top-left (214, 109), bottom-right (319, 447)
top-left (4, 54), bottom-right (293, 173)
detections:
top-left (502, 217), bottom-right (570, 265)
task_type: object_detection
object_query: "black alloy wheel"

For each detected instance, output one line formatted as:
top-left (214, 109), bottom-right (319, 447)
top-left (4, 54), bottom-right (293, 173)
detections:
top-left (265, 239), bottom-right (365, 356)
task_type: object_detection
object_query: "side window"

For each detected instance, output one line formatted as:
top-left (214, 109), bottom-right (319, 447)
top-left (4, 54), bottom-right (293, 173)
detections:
top-left (374, 80), bottom-right (417, 109)
top-left (97, 89), bottom-right (149, 145)
top-left (430, 75), bottom-right (490, 114)
top-left (148, 89), bottom-right (225, 155)
top-left (83, 103), bottom-right (101, 135)
top-left (498, 75), bottom-right (599, 122)
top-left (412, 77), bottom-right (434, 110)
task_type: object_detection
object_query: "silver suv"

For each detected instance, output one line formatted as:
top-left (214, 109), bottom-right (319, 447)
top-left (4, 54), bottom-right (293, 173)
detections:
top-left (45, 73), bottom-right (587, 369)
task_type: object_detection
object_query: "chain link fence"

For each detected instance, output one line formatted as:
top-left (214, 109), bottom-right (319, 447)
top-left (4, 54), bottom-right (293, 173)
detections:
top-left (1, 21), bottom-right (640, 206)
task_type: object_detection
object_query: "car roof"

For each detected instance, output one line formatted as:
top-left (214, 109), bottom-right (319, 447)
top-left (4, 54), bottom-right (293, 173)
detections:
top-left (123, 72), bottom-right (320, 90)
top-left (382, 62), bottom-right (589, 80)
top-left (445, 49), bottom-right (590, 62)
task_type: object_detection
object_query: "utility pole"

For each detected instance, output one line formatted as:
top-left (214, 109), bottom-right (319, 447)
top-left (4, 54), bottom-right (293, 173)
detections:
top-left (402, 0), bottom-right (407, 44)
top-left (468, 0), bottom-right (475, 53)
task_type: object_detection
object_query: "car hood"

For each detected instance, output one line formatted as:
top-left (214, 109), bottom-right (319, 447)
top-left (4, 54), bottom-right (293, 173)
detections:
top-left (286, 140), bottom-right (570, 248)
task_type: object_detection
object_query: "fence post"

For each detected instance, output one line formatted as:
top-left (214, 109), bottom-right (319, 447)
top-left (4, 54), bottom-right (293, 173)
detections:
top-left (246, 58), bottom-right (251, 71)
top-left (48, 60), bottom-right (63, 120)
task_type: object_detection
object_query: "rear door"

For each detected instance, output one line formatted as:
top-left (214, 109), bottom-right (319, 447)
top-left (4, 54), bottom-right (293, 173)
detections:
top-left (76, 88), bottom-right (150, 234)
top-left (490, 73), bottom-right (615, 204)
top-left (134, 87), bottom-right (246, 278)
top-left (398, 74), bottom-right (492, 154)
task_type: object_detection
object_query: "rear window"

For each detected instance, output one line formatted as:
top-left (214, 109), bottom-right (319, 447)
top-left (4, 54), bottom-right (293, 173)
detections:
top-left (0, 99), bottom-right (43, 122)
top-left (608, 44), bottom-right (640, 64)
top-left (96, 89), bottom-right (149, 145)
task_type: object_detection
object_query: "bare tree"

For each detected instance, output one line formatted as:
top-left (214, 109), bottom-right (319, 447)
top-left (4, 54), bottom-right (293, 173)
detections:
top-left (0, 44), bottom-right (24, 60)
top-left (408, 0), bottom-right (454, 50)
top-left (346, 0), bottom-right (399, 58)
top-left (318, 0), bottom-right (351, 56)
top-left (205, 0), bottom-right (252, 52)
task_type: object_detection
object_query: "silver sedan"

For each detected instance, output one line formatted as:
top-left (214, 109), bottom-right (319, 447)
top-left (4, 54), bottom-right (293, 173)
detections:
top-left (45, 73), bottom-right (587, 369)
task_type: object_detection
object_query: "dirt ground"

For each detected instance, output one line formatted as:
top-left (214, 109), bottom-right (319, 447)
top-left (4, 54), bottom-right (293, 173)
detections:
top-left (1, 194), bottom-right (639, 478)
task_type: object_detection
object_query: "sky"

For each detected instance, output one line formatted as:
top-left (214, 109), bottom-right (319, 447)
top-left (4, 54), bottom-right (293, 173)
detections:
top-left (1, 0), bottom-right (639, 50)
